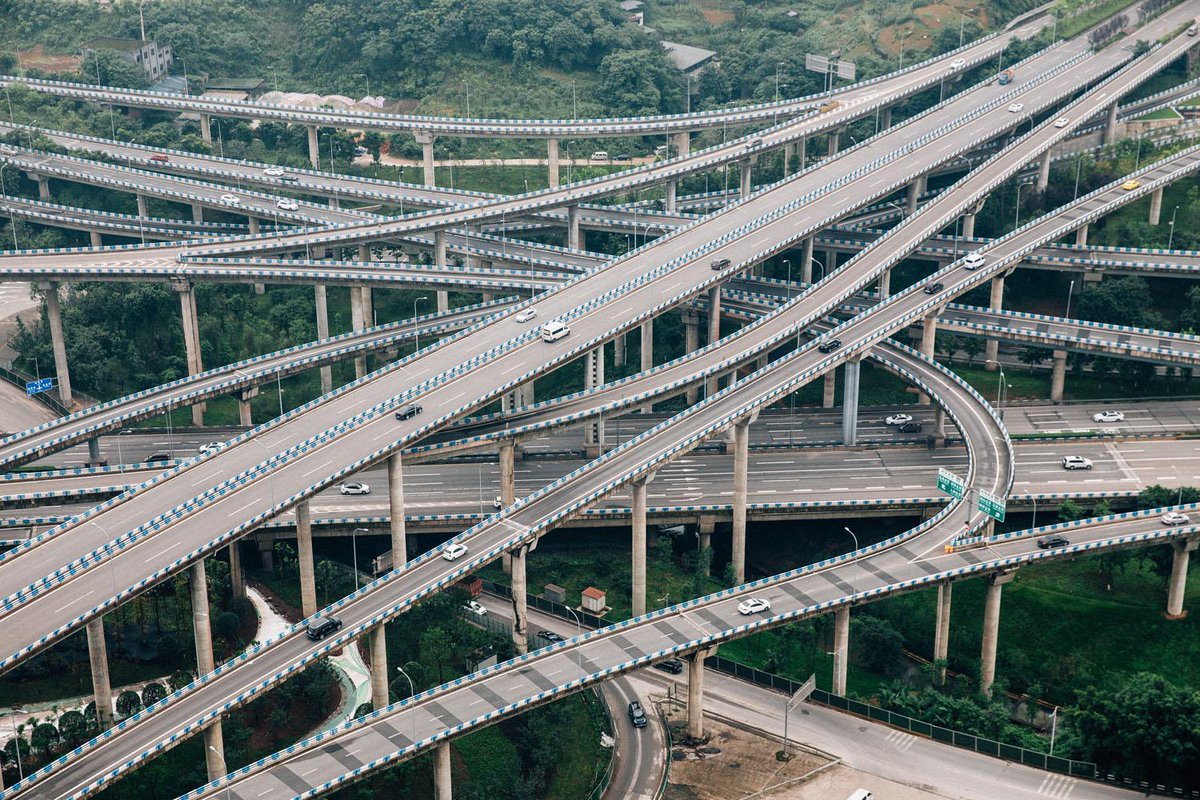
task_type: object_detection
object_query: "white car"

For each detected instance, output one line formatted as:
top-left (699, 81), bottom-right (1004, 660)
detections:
top-left (339, 482), bottom-right (370, 495)
top-left (492, 496), bottom-right (503, 510)
top-left (1161, 512), bottom-right (1191, 526)
top-left (1054, 117), bottom-right (1070, 128)
top-left (886, 414), bottom-right (914, 426)
top-left (515, 308), bottom-right (538, 323)
top-left (963, 252), bottom-right (985, 270)
top-left (0, 144), bottom-right (16, 156)
top-left (442, 542), bottom-right (469, 561)
top-left (263, 166), bottom-right (286, 177)
top-left (463, 600), bottom-right (487, 616)
top-left (276, 198), bottom-right (299, 211)
top-left (1061, 456), bottom-right (1093, 470)
top-left (219, 194), bottom-right (241, 206)
top-left (1092, 410), bottom-right (1125, 424)
top-left (1008, 102), bottom-right (1025, 113)
top-left (949, 58), bottom-right (966, 69)
top-left (198, 442), bottom-right (223, 456)
top-left (737, 597), bottom-right (772, 616)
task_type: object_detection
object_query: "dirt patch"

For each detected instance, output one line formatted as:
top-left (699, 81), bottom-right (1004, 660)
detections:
top-left (699, 4), bottom-right (735, 26)
top-left (18, 44), bottom-right (81, 75)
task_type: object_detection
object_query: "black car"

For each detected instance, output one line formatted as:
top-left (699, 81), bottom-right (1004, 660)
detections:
top-left (818, 339), bottom-right (842, 353)
top-left (923, 282), bottom-right (944, 294)
top-left (628, 700), bottom-right (648, 727)
top-left (710, 257), bottom-right (731, 270)
top-left (653, 658), bottom-right (684, 674)
top-left (1037, 535), bottom-right (1070, 549)
top-left (536, 630), bottom-right (564, 643)
top-left (614, 153), bottom-right (632, 161)
top-left (305, 615), bottom-right (343, 640)
top-left (898, 421), bottom-right (923, 433)
top-left (395, 404), bottom-right (422, 420)
top-left (146, 451), bottom-right (172, 462)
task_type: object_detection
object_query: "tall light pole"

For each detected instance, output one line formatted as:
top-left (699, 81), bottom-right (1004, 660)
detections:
top-left (352, 528), bottom-right (368, 590)
top-left (208, 745), bottom-right (232, 800)
top-left (811, 256), bottom-right (825, 283)
top-left (1073, 153), bottom-right (1084, 200)
top-left (1065, 278), bottom-right (1076, 320)
top-left (413, 295), bottom-right (428, 352)
top-left (10, 707), bottom-right (25, 781)
top-left (1168, 205), bottom-right (1179, 249)
top-left (899, 29), bottom-right (911, 68)
top-left (986, 359), bottom-right (1008, 420)
top-left (959, 8), bottom-right (974, 46)
top-left (396, 666), bottom-right (416, 742)
top-left (842, 526), bottom-right (860, 552)
top-left (564, 607), bottom-right (583, 673)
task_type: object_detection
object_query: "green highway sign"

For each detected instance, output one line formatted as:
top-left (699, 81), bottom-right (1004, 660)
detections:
top-left (937, 468), bottom-right (966, 499)
top-left (978, 490), bottom-right (1006, 522)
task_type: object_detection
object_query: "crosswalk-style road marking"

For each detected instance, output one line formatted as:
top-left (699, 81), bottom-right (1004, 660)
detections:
top-left (1037, 773), bottom-right (1076, 798)
top-left (885, 729), bottom-right (918, 752)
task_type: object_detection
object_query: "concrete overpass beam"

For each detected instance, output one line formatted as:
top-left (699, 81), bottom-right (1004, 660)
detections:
top-left (306, 125), bottom-right (320, 169)
top-left (640, 318), bottom-right (654, 371)
top-left (434, 741), bottom-right (452, 800)
top-left (1149, 186), bottom-right (1163, 226)
top-left (918, 312), bottom-right (937, 405)
top-left (827, 129), bottom-right (840, 156)
top-left (934, 581), bottom-right (952, 683)
top-left (547, 138), bottom-right (560, 188)
top-left (136, 193), bottom-right (149, 218)
top-left (731, 419), bottom-right (750, 584)
top-left (414, 131), bottom-right (436, 188)
top-left (39, 281), bottom-right (73, 408)
top-left (584, 347), bottom-right (606, 457)
top-left (370, 624), bottom-right (389, 710)
top-left (823, 369), bottom-right (836, 409)
top-left (388, 454), bottom-right (407, 570)
top-left (511, 544), bottom-right (530, 654)
top-left (567, 204), bottom-right (581, 250)
top-left (739, 158), bottom-right (752, 199)
top-left (801, 236), bottom-right (814, 284)
top-left (314, 285), bottom-right (333, 394)
top-left (632, 476), bottom-right (649, 616)
top-left (200, 113), bottom-right (212, 144)
top-left (228, 541), bottom-right (245, 601)
top-left (1050, 349), bottom-right (1067, 404)
top-left (841, 357), bottom-right (861, 444)
top-left (86, 618), bottom-right (114, 730)
top-left (985, 275), bottom-right (1005, 369)
top-left (980, 571), bottom-right (1015, 696)
top-left (832, 606), bottom-right (850, 695)
top-left (1167, 538), bottom-right (1197, 618)
top-left (296, 500), bottom-right (317, 618)
top-left (664, 180), bottom-right (677, 213)
top-left (673, 131), bottom-right (690, 158)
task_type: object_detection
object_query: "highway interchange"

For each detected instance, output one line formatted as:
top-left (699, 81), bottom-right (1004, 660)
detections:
top-left (1, 4), bottom-right (1200, 799)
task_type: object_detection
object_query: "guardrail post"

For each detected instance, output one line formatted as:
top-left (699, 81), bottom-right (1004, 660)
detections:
top-left (191, 558), bottom-right (226, 780)
top-left (511, 544), bottom-right (530, 655)
top-left (547, 137), bottom-right (560, 188)
top-left (632, 476), bottom-right (650, 616)
top-left (314, 284), bottom-right (333, 395)
top-left (686, 645), bottom-right (718, 740)
top-left (1050, 350), bottom-right (1067, 404)
top-left (435, 740), bottom-right (452, 800)
top-left (172, 277), bottom-right (206, 426)
top-left (388, 453), bottom-right (408, 571)
top-left (38, 280), bottom-right (73, 408)
top-left (296, 500), bottom-right (317, 617)
top-left (306, 124), bottom-right (320, 169)
top-left (731, 418), bottom-right (751, 584)
top-left (841, 356), bottom-right (862, 444)
top-left (1166, 537), bottom-right (1198, 618)
top-left (86, 617), bottom-right (114, 730)
top-left (705, 287), bottom-right (722, 397)
top-left (640, 318), bottom-right (654, 372)
top-left (917, 312), bottom-right (937, 406)
top-left (980, 570), bottom-right (1015, 697)
top-left (415, 131), bottom-right (436, 188)
top-left (584, 348), bottom-right (606, 458)
top-left (832, 606), bottom-right (850, 695)
top-left (934, 581), bottom-right (953, 684)
top-left (682, 308), bottom-right (701, 404)
top-left (370, 624), bottom-right (389, 710)
top-left (984, 276), bottom-right (1005, 369)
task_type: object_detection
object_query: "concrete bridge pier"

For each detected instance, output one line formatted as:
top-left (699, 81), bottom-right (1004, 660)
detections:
top-left (237, 386), bottom-right (257, 426)
top-left (673, 131), bottom-right (690, 158)
top-left (800, 236), bottom-right (815, 285)
top-left (640, 318), bottom-right (654, 371)
top-left (961, 212), bottom-right (976, 239)
top-left (980, 570), bottom-right (1015, 696)
top-left (1050, 349), bottom-right (1067, 404)
top-left (686, 645), bottom-right (719, 740)
top-left (797, 137), bottom-right (806, 171)
top-left (1149, 186), bottom-right (1163, 225)
top-left (228, 541), bottom-right (245, 600)
top-left (172, 279), bottom-right (206, 426)
top-left (738, 158), bottom-right (752, 199)
top-left (705, 286), bottom-right (722, 397)
top-left (906, 175), bottom-right (926, 215)
top-left (934, 581), bottom-right (952, 683)
top-left (136, 193), bottom-right (149, 218)
top-left (306, 125), bottom-right (320, 169)
top-left (631, 475), bottom-right (652, 616)
top-left (434, 741), bottom-right (452, 800)
top-left (1103, 103), bottom-right (1119, 144)
top-left (697, 516), bottom-right (716, 572)
top-left (841, 357), bottom-right (861, 444)
top-left (877, 267), bottom-right (891, 300)
top-left (38, 281), bottom-right (73, 408)
top-left (664, 180), bottom-right (677, 213)
top-left (89, 230), bottom-right (103, 247)
top-left (567, 204), bottom-right (581, 250)
top-left (918, 311), bottom-right (938, 405)
top-left (823, 370), bottom-right (836, 409)
top-left (199, 113), bottom-right (212, 144)
top-left (880, 105), bottom-right (893, 130)
top-left (1167, 537), bottom-right (1198, 618)
top-left (86, 617), bottom-right (114, 730)
top-left (191, 559), bottom-right (226, 782)
top-left (351, 286), bottom-right (367, 379)
top-left (314, 285), bottom-right (333, 394)
top-left (1036, 150), bottom-right (1051, 192)
top-left (731, 417), bottom-right (753, 584)
top-left (86, 436), bottom-right (104, 466)
top-left (248, 216), bottom-right (261, 236)
top-left (782, 142), bottom-right (792, 176)
top-left (827, 129), bottom-right (840, 156)
top-left (499, 442), bottom-right (516, 575)
top-left (1074, 223), bottom-right (1088, 247)
top-left (256, 534), bottom-right (274, 573)
top-left (832, 606), bottom-right (850, 695)
top-left (511, 543), bottom-right (532, 654)
top-left (547, 138), bottom-right (560, 188)
top-left (296, 500), bottom-right (317, 617)
top-left (191, 203), bottom-right (204, 223)
top-left (682, 308), bottom-right (701, 404)
top-left (933, 406), bottom-right (947, 448)
top-left (583, 348), bottom-right (606, 457)
top-left (414, 132), bottom-right (436, 188)
top-left (984, 276), bottom-right (1006, 368)
top-left (370, 625), bottom-right (389, 710)
top-left (434, 230), bottom-right (450, 311)
top-left (388, 453), bottom-right (408, 570)
top-left (613, 332), bottom-right (627, 367)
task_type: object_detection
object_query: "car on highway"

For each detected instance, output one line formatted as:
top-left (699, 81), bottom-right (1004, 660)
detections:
top-left (745, 138), bottom-right (764, 150)
top-left (1161, 511), bottom-right (1191, 526)
top-left (442, 542), bottom-right (469, 561)
top-left (536, 630), bottom-right (564, 643)
top-left (492, 496), bottom-right (503, 510)
top-left (627, 700), bottom-right (648, 727)
top-left (886, 414), bottom-right (913, 426)
top-left (737, 597), bottom-right (771, 615)
top-left (540, 319), bottom-right (570, 342)
top-left (146, 451), bottom-right (172, 462)
top-left (654, 658), bottom-right (684, 674)
top-left (1061, 455), bottom-right (1093, 470)
top-left (219, 194), bottom-right (241, 206)
top-left (263, 166), bottom-right (286, 177)
top-left (278, 174), bottom-right (299, 183)
top-left (276, 198), bottom-right (299, 211)
top-left (615, 153), bottom-right (631, 161)
top-left (198, 442), bottom-right (223, 456)
top-left (899, 421), bottom-right (923, 433)
top-left (949, 58), bottom-right (966, 69)
top-left (1037, 534), bottom-right (1070, 549)
top-left (395, 403), bottom-right (422, 420)
top-left (1007, 102), bottom-right (1024, 113)
top-left (1122, 179), bottom-right (1140, 191)
top-left (462, 600), bottom-right (487, 617)
top-left (339, 482), bottom-right (371, 495)
top-left (962, 252), bottom-right (985, 269)
top-left (149, 153), bottom-right (169, 163)
top-left (305, 615), bottom-right (342, 640)
top-left (710, 257), bottom-right (732, 270)
top-left (514, 308), bottom-right (538, 323)
top-left (589, 151), bottom-right (610, 162)
top-left (1092, 410), bottom-right (1125, 423)
top-left (1054, 117), bottom-right (1070, 128)
top-left (924, 282), bottom-right (944, 294)
top-left (817, 338), bottom-right (841, 353)
top-left (0, 144), bottom-right (18, 156)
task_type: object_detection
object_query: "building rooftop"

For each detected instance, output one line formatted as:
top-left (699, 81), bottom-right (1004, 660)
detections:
top-left (662, 40), bottom-right (717, 72)
top-left (82, 37), bottom-right (146, 53)
top-left (205, 78), bottom-right (264, 91)
top-left (619, 0), bottom-right (644, 10)
top-left (582, 586), bottom-right (606, 599)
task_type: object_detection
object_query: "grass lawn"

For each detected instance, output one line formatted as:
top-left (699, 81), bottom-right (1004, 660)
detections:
top-left (1056, 0), bottom-right (1141, 40)
top-left (541, 692), bottom-right (610, 800)
top-left (1135, 108), bottom-right (1183, 121)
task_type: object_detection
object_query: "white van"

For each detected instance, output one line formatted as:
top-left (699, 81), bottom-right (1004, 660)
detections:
top-left (845, 791), bottom-right (873, 800)
top-left (590, 150), bottom-right (610, 162)
top-left (540, 319), bottom-right (570, 342)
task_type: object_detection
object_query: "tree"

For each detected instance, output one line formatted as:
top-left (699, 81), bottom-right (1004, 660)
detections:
top-left (57, 710), bottom-right (89, 746)
top-left (851, 615), bottom-right (906, 678)
top-left (30, 722), bottom-right (60, 756)
top-left (141, 682), bottom-right (167, 708)
top-left (115, 690), bottom-right (142, 718)
top-left (79, 51), bottom-right (149, 90)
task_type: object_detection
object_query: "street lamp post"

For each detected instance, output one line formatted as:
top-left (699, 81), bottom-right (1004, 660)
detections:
top-left (986, 360), bottom-right (1008, 420)
top-left (9, 707), bottom-right (25, 781)
top-left (564, 607), bottom-right (584, 674)
top-left (959, 8), bottom-right (975, 46)
top-left (1168, 205), bottom-right (1179, 249)
top-left (811, 256), bottom-right (825, 283)
top-left (413, 296), bottom-right (428, 352)
top-left (351, 528), bottom-right (368, 590)
top-left (115, 428), bottom-right (133, 474)
top-left (395, 666), bottom-right (417, 743)
top-left (207, 745), bottom-right (232, 800)
top-left (842, 526), bottom-right (860, 552)
top-left (1065, 278), bottom-right (1076, 320)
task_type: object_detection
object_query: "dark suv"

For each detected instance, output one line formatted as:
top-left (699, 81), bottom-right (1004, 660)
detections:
top-left (653, 658), bottom-right (684, 674)
top-left (710, 257), bottom-right (731, 270)
top-left (898, 421), bottom-right (923, 433)
top-left (395, 404), bottom-right (422, 420)
top-left (305, 615), bottom-right (343, 640)
top-left (818, 339), bottom-right (842, 353)
top-left (628, 700), bottom-right (647, 727)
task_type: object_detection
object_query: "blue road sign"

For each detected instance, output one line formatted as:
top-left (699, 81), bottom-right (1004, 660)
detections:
top-left (25, 377), bottom-right (53, 396)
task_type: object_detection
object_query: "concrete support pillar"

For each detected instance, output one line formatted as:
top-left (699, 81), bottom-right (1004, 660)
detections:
top-left (686, 648), bottom-right (718, 740)
top-left (136, 193), bottom-right (149, 218)
top-left (841, 358), bottom-right (861, 444)
top-left (237, 389), bottom-right (254, 427)
top-left (89, 230), bottom-right (103, 248)
top-left (822, 370), bottom-right (836, 409)
top-left (296, 500), bottom-right (317, 617)
top-left (1103, 103), bottom-right (1119, 144)
top-left (877, 268), bottom-right (891, 300)
top-left (697, 517), bottom-right (715, 572)
top-left (731, 420), bottom-right (750, 584)
top-left (351, 286), bottom-right (367, 379)
top-left (1036, 150), bottom-right (1052, 192)
top-left (739, 158), bottom-right (752, 198)
top-left (566, 204), bottom-right (581, 250)
top-left (961, 213), bottom-right (976, 239)
top-left (1166, 539), bottom-right (1197, 618)
top-left (664, 180), bottom-right (677, 213)
top-left (980, 571), bottom-right (1015, 697)
top-left (305, 125), bottom-right (320, 169)
top-left (434, 741), bottom-right (452, 800)
top-left (1050, 349), bottom-right (1067, 404)
top-left (1149, 186), bottom-right (1163, 225)
top-left (1075, 224), bottom-right (1088, 247)
top-left (174, 280), bottom-right (206, 426)
top-left (583, 348), bottom-right (605, 457)
top-left (191, 203), bottom-right (204, 223)
top-left (499, 442), bottom-right (515, 575)
top-left (827, 129), bottom-right (840, 156)
top-left (797, 137), bottom-right (806, 170)
top-left (783, 142), bottom-right (791, 176)
top-left (547, 138), bottom-right (560, 188)
top-left (985, 276), bottom-right (1005, 368)
top-left (370, 624), bottom-right (389, 710)
top-left (41, 281), bottom-right (73, 408)
top-left (387, 454), bottom-right (407, 569)
top-left (706, 286), bottom-right (722, 397)
top-left (683, 308), bottom-right (701, 404)
top-left (613, 331), bottom-right (627, 367)
top-left (918, 312), bottom-right (937, 406)
top-left (86, 618), bottom-right (113, 730)
top-left (314, 284), bottom-right (333, 394)
top-left (832, 606), bottom-right (850, 695)
top-left (87, 436), bottom-right (103, 465)
top-left (906, 175), bottom-right (926, 215)
top-left (511, 545), bottom-right (529, 654)
top-left (801, 237), bottom-right (814, 285)
top-left (934, 581), bottom-right (952, 683)
top-left (673, 131), bottom-right (690, 158)
top-left (191, 559), bottom-right (225, 781)
top-left (434, 231), bottom-right (450, 312)
top-left (640, 319), bottom-right (653, 371)
top-left (200, 113), bottom-right (212, 144)
top-left (257, 535), bottom-right (274, 573)
top-left (415, 132), bottom-right (436, 188)
top-left (881, 105), bottom-right (892, 129)
top-left (247, 216), bottom-right (262, 237)
top-left (632, 477), bottom-right (649, 617)
top-left (934, 406), bottom-right (947, 448)
top-left (226, 539), bottom-right (246, 600)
